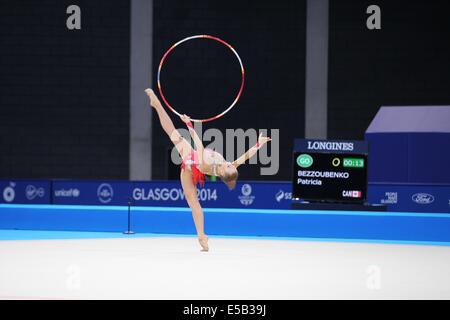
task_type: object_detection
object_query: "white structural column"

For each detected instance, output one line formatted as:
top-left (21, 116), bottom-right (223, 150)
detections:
top-left (305, 0), bottom-right (329, 139)
top-left (130, 0), bottom-right (153, 179)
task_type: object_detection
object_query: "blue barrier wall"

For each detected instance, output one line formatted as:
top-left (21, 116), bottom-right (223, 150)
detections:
top-left (368, 183), bottom-right (450, 213)
top-left (52, 180), bottom-right (132, 206)
top-left (52, 180), bottom-right (293, 209)
top-left (1, 204), bottom-right (450, 244)
top-left (1, 179), bottom-right (448, 213)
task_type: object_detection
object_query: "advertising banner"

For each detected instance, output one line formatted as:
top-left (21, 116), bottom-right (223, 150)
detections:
top-left (368, 183), bottom-right (450, 213)
top-left (52, 180), bottom-right (293, 209)
top-left (52, 180), bottom-right (132, 206)
top-left (0, 180), bottom-right (51, 204)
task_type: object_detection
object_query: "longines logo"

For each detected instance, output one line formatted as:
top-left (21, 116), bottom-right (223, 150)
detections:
top-left (307, 141), bottom-right (354, 151)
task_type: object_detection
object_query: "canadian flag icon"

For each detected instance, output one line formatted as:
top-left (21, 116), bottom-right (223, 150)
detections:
top-left (352, 191), bottom-right (362, 198)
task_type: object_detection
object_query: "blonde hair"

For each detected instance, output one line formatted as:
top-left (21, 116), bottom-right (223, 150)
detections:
top-left (221, 170), bottom-right (238, 190)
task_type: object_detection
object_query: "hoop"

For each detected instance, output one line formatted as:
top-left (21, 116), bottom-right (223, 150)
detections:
top-left (157, 35), bottom-right (245, 123)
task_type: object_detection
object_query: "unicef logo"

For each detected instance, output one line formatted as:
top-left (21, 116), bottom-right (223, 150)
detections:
top-left (72, 189), bottom-right (80, 197)
top-left (54, 188), bottom-right (80, 197)
top-left (97, 183), bottom-right (113, 204)
top-left (297, 154), bottom-right (313, 168)
top-left (3, 185), bottom-right (15, 203)
top-left (412, 193), bottom-right (434, 205)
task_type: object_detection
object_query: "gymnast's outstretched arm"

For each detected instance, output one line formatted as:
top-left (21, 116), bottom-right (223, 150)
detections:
top-left (232, 133), bottom-right (271, 168)
top-left (180, 114), bottom-right (204, 157)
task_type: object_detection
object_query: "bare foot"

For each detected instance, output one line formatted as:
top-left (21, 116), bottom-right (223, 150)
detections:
top-left (198, 235), bottom-right (209, 252)
top-left (144, 88), bottom-right (158, 108)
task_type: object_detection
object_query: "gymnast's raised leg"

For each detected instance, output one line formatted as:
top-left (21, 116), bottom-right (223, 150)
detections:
top-left (145, 89), bottom-right (209, 251)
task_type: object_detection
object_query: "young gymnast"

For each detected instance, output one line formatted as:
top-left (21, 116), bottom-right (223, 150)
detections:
top-left (145, 89), bottom-right (271, 251)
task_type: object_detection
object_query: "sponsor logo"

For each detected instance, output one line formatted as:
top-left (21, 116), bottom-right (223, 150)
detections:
top-left (238, 184), bottom-right (255, 206)
top-left (275, 190), bottom-right (284, 202)
top-left (381, 192), bottom-right (397, 204)
top-left (342, 190), bottom-right (362, 198)
top-left (412, 193), bottom-right (434, 205)
top-left (133, 188), bottom-right (218, 202)
top-left (25, 185), bottom-right (45, 200)
top-left (296, 154), bottom-right (313, 168)
top-left (2, 182), bottom-right (16, 202)
top-left (97, 183), bottom-right (113, 204)
top-left (54, 188), bottom-right (80, 198)
top-left (275, 190), bottom-right (292, 202)
top-left (307, 141), bottom-right (354, 151)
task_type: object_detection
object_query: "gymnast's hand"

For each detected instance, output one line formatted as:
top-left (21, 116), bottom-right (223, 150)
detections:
top-left (257, 133), bottom-right (272, 146)
top-left (180, 114), bottom-right (192, 124)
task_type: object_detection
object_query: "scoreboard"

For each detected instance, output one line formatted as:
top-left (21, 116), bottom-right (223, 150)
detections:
top-left (292, 139), bottom-right (368, 203)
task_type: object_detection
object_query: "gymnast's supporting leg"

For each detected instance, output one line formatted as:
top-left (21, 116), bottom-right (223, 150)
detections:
top-left (180, 169), bottom-right (209, 251)
top-left (146, 88), bottom-right (208, 251)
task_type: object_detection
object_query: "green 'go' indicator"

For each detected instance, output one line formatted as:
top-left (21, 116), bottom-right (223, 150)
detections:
top-left (343, 158), bottom-right (365, 168)
top-left (297, 154), bottom-right (313, 168)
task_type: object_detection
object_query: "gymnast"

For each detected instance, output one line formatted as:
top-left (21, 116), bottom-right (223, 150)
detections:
top-left (145, 89), bottom-right (271, 252)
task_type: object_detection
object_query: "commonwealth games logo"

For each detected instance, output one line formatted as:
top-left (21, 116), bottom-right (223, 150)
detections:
top-left (238, 183), bottom-right (255, 206)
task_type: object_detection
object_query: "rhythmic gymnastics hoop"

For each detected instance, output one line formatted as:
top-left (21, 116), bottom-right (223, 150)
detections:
top-left (157, 35), bottom-right (245, 123)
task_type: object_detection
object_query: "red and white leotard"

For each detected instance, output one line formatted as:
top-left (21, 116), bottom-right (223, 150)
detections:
top-left (181, 149), bottom-right (205, 187)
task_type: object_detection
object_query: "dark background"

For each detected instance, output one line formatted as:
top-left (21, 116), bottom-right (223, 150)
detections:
top-left (1, 0), bottom-right (450, 181)
top-left (152, 0), bottom-right (306, 181)
top-left (0, 0), bottom-right (130, 179)
top-left (328, 0), bottom-right (450, 139)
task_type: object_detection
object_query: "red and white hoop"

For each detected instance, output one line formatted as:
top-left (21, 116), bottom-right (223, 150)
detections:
top-left (157, 35), bottom-right (245, 123)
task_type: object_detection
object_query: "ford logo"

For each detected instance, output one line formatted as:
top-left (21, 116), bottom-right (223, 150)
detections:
top-left (411, 193), bottom-right (434, 204)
